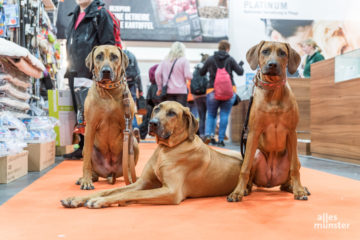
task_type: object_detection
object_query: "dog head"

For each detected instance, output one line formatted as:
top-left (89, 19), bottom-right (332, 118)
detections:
top-left (85, 45), bottom-right (128, 82)
top-left (246, 41), bottom-right (301, 77)
top-left (148, 101), bottom-right (199, 147)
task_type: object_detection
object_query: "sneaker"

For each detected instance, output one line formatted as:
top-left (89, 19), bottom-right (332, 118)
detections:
top-left (63, 148), bottom-right (83, 160)
top-left (217, 141), bottom-right (225, 147)
top-left (203, 136), bottom-right (211, 145)
top-left (210, 137), bottom-right (218, 145)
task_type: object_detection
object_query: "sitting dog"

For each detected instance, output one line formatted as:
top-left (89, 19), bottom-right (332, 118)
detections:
top-left (61, 101), bottom-right (242, 208)
top-left (228, 41), bottom-right (310, 202)
top-left (76, 45), bottom-right (139, 190)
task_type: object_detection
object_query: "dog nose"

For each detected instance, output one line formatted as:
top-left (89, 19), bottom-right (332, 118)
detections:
top-left (267, 61), bottom-right (278, 68)
top-left (149, 118), bottom-right (160, 128)
top-left (101, 66), bottom-right (111, 74)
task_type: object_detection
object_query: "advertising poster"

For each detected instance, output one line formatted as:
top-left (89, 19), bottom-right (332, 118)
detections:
top-left (233, 0), bottom-right (360, 60)
top-left (56, 0), bottom-right (229, 43)
top-left (103, 0), bottom-right (229, 42)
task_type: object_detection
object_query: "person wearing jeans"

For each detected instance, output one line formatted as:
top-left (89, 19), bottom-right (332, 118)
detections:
top-left (200, 40), bottom-right (244, 147)
top-left (205, 92), bottom-right (236, 146)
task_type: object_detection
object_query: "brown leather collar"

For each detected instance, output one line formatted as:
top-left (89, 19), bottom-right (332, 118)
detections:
top-left (95, 79), bottom-right (122, 89)
top-left (254, 71), bottom-right (286, 90)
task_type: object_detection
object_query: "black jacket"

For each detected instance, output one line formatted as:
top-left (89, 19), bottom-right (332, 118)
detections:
top-left (66, 0), bottom-right (115, 78)
top-left (199, 51), bottom-right (244, 89)
top-left (124, 49), bottom-right (143, 93)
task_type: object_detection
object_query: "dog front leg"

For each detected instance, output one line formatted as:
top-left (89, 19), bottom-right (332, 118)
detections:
top-left (228, 129), bottom-right (261, 202)
top-left (61, 178), bottom-right (149, 208)
top-left (287, 131), bottom-right (309, 200)
top-left (77, 121), bottom-right (97, 190)
top-left (84, 186), bottom-right (183, 208)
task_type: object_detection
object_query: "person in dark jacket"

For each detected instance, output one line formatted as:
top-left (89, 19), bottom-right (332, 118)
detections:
top-left (199, 40), bottom-right (244, 147)
top-left (64, 0), bottom-right (115, 159)
top-left (139, 64), bottom-right (160, 139)
top-left (123, 48), bottom-right (143, 129)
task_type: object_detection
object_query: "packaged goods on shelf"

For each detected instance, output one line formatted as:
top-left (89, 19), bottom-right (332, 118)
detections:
top-left (0, 112), bottom-right (27, 157)
top-left (21, 116), bottom-right (58, 143)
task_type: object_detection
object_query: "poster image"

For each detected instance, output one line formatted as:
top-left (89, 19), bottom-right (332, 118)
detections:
top-left (103, 0), bottom-right (229, 42)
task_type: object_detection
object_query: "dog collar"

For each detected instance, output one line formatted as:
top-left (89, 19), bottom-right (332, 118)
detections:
top-left (254, 71), bottom-right (286, 90)
top-left (96, 79), bottom-right (122, 89)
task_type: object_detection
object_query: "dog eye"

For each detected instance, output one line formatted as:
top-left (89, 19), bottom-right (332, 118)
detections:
top-left (96, 53), bottom-right (103, 61)
top-left (110, 54), bottom-right (119, 61)
top-left (278, 50), bottom-right (287, 57)
top-left (262, 49), bottom-right (270, 55)
top-left (154, 107), bottom-right (160, 113)
top-left (167, 110), bottom-right (176, 117)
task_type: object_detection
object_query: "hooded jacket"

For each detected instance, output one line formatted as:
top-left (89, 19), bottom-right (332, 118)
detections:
top-left (199, 50), bottom-right (244, 89)
top-left (65, 0), bottom-right (115, 78)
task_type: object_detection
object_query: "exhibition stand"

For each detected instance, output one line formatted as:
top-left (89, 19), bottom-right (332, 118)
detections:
top-left (310, 49), bottom-right (360, 164)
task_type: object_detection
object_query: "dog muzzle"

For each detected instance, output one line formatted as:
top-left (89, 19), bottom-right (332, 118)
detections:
top-left (99, 66), bottom-right (114, 82)
top-left (148, 118), bottom-right (171, 139)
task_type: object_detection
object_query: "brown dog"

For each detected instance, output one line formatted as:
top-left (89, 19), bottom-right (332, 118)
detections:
top-left (227, 41), bottom-right (310, 202)
top-left (76, 45), bottom-right (139, 190)
top-left (61, 101), bottom-right (242, 208)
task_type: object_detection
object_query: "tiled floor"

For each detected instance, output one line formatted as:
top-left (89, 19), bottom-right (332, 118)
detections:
top-left (0, 141), bottom-right (359, 205)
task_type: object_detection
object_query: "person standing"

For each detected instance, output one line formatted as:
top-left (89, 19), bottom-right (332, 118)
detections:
top-left (123, 48), bottom-right (143, 129)
top-left (301, 39), bottom-right (325, 78)
top-left (200, 40), bottom-right (244, 147)
top-left (191, 53), bottom-right (209, 140)
top-left (63, 0), bottom-right (115, 159)
top-left (155, 42), bottom-right (192, 107)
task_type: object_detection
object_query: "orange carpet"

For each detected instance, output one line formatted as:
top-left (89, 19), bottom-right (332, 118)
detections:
top-left (0, 142), bottom-right (359, 240)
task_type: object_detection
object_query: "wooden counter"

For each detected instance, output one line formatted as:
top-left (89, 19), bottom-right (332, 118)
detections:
top-left (310, 58), bottom-right (360, 163)
top-left (288, 78), bottom-right (310, 140)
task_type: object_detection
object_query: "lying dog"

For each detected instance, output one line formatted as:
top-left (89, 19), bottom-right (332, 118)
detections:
top-left (61, 101), bottom-right (242, 208)
top-left (228, 41), bottom-right (310, 202)
top-left (76, 45), bottom-right (139, 190)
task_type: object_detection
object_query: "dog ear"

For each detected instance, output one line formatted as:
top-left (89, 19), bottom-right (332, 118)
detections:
top-left (246, 41), bottom-right (265, 70)
top-left (184, 107), bottom-right (199, 141)
top-left (85, 46), bottom-right (98, 70)
top-left (118, 47), bottom-right (129, 70)
top-left (285, 43), bottom-right (301, 74)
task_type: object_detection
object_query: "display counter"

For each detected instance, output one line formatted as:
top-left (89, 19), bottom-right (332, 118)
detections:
top-left (310, 49), bottom-right (360, 163)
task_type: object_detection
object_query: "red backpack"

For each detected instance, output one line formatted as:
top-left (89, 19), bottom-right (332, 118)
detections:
top-left (213, 59), bottom-right (233, 101)
top-left (95, 6), bottom-right (122, 48)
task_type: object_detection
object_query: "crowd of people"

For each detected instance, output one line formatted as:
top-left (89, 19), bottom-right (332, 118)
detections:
top-left (63, 0), bottom-right (325, 159)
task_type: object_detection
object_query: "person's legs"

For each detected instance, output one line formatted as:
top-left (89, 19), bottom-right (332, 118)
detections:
top-left (128, 84), bottom-right (139, 129)
top-left (63, 76), bottom-right (83, 159)
top-left (194, 96), bottom-right (207, 137)
top-left (188, 101), bottom-right (198, 118)
top-left (205, 92), bottom-right (219, 143)
top-left (218, 94), bottom-right (236, 145)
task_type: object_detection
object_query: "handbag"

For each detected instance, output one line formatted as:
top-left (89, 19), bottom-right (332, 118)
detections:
top-left (233, 94), bottom-right (241, 106)
top-left (160, 59), bottom-right (178, 99)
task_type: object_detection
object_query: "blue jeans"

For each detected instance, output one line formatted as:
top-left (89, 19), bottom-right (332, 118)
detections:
top-left (129, 84), bottom-right (139, 128)
top-left (205, 91), bottom-right (235, 142)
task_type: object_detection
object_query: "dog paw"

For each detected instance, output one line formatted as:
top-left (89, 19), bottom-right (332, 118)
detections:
top-left (293, 187), bottom-right (309, 200)
top-left (85, 197), bottom-right (110, 209)
top-left (77, 177), bottom-right (95, 190)
top-left (227, 191), bottom-right (243, 202)
top-left (60, 197), bottom-right (86, 208)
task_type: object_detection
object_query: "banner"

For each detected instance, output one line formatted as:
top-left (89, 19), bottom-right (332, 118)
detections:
top-left (103, 0), bottom-right (229, 42)
top-left (56, 0), bottom-right (229, 42)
